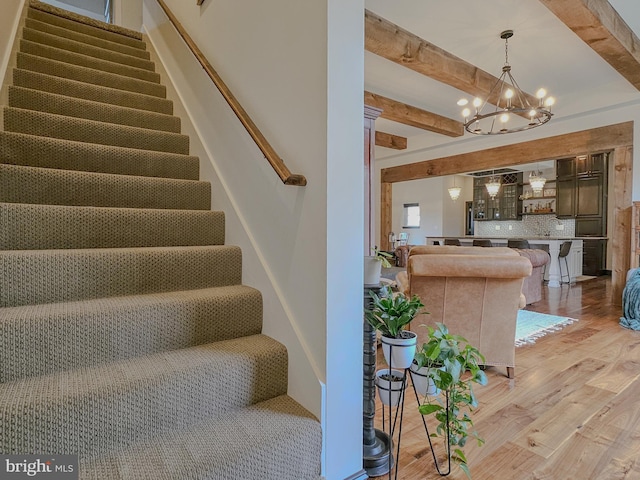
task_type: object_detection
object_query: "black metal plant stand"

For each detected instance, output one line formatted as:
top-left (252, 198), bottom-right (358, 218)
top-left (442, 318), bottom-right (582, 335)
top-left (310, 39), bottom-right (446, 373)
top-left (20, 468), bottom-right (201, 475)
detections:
top-left (363, 285), bottom-right (453, 478)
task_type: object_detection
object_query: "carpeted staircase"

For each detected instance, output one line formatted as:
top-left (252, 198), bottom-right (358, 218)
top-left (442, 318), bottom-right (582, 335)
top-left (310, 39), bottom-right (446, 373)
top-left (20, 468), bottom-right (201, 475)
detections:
top-left (0, 2), bottom-right (322, 478)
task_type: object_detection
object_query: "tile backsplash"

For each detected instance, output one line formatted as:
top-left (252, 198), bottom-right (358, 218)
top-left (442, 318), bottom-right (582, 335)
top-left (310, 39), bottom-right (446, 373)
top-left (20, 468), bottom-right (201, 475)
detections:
top-left (475, 215), bottom-right (575, 238)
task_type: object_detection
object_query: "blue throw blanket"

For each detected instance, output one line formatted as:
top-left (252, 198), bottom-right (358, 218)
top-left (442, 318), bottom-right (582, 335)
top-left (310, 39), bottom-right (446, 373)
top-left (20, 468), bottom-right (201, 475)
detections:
top-left (621, 269), bottom-right (640, 330)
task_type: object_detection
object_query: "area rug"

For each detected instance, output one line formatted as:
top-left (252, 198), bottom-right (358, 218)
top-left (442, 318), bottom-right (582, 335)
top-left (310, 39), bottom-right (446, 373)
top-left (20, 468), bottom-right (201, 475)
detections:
top-left (515, 310), bottom-right (578, 346)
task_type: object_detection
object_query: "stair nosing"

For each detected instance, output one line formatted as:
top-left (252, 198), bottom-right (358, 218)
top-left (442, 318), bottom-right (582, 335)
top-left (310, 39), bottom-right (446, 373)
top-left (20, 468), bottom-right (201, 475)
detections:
top-left (13, 68), bottom-right (172, 114)
top-left (21, 26), bottom-right (155, 71)
top-left (20, 38), bottom-right (160, 84)
top-left (16, 52), bottom-right (166, 98)
top-left (29, 0), bottom-right (144, 41)
top-left (8, 85), bottom-right (180, 133)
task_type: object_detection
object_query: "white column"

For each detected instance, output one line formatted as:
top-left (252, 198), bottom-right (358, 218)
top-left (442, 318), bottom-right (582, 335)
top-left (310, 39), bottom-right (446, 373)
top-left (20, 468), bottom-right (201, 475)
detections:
top-left (547, 240), bottom-right (561, 288)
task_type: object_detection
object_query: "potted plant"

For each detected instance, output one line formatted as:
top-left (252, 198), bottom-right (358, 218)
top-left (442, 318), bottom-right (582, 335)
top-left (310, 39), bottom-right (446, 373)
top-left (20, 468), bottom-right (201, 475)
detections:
top-left (375, 368), bottom-right (406, 406)
top-left (365, 286), bottom-right (425, 369)
top-left (416, 323), bottom-right (488, 479)
top-left (364, 246), bottom-right (394, 286)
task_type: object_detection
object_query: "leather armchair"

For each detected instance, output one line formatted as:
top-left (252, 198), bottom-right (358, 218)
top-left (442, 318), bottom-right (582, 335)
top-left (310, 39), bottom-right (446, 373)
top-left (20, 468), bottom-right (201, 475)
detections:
top-left (396, 246), bottom-right (532, 378)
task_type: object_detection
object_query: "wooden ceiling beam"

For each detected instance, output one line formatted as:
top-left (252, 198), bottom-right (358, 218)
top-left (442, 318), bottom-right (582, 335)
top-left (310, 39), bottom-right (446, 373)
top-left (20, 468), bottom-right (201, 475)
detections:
top-left (375, 131), bottom-right (407, 150)
top-left (540, 0), bottom-right (640, 90)
top-left (364, 9), bottom-right (539, 110)
top-left (381, 122), bottom-right (633, 183)
top-left (365, 91), bottom-right (463, 137)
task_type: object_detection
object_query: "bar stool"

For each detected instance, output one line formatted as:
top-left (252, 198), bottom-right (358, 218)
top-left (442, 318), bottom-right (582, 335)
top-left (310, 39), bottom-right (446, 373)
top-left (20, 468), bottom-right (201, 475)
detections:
top-left (507, 239), bottom-right (530, 249)
top-left (558, 241), bottom-right (572, 284)
top-left (444, 238), bottom-right (461, 246)
top-left (473, 239), bottom-right (493, 247)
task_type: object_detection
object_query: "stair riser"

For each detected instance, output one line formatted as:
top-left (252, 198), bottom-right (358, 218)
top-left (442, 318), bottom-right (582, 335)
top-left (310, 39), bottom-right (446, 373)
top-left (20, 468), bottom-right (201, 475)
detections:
top-left (20, 39), bottom-right (160, 83)
top-left (0, 203), bottom-right (224, 250)
top-left (0, 246), bottom-right (241, 307)
top-left (27, 6), bottom-right (145, 49)
top-left (0, 164), bottom-right (208, 210)
top-left (22, 27), bottom-right (155, 72)
top-left (17, 53), bottom-right (166, 98)
top-left (13, 69), bottom-right (173, 115)
top-left (0, 337), bottom-right (288, 458)
top-left (3, 108), bottom-right (189, 154)
top-left (8, 86), bottom-right (181, 133)
top-left (0, 132), bottom-right (198, 180)
top-left (24, 17), bottom-right (150, 60)
top-left (0, 286), bottom-right (263, 382)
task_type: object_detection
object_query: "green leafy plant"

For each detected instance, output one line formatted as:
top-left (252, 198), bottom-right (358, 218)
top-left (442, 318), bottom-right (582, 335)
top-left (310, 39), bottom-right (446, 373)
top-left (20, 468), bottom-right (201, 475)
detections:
top-left (365, 286), bottom-right (425, 338)
top-left (371, 246), bottom-right (393, 269)
top-left (415, 323), bottom-right (488, 478)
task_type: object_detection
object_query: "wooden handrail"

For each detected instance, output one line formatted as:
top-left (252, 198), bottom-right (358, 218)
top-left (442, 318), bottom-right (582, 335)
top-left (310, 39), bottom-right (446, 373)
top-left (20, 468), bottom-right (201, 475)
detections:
top-left (156, 0), bottom-right (307, 186)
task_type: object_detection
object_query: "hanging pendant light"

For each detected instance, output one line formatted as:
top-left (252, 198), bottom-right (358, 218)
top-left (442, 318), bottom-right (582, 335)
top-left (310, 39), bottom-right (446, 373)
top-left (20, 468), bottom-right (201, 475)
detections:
top-left (485, 171), bottom-right (501, 199)
top-left (448, 177), bottom-right (461, 201)
top-left (529, 169), bottom-right (547, 194)
top-left (457, 30), bottom-right (555, 135)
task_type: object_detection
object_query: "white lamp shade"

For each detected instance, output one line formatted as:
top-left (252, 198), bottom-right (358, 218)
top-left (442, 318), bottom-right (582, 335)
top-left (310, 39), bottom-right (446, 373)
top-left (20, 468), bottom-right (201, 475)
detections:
top-left (448, 186), bottom-right (462, 200)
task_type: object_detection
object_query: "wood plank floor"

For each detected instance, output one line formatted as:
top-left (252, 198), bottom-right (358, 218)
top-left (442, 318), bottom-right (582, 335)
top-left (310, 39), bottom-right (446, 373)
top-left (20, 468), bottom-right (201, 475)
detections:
top-left (370, 276), bottom-right (640, 480)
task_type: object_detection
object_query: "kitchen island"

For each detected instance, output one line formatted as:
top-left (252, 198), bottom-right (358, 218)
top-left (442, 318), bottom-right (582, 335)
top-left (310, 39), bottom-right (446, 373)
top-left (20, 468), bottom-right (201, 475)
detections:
top-left (424, 236), bottom-right (588, 288)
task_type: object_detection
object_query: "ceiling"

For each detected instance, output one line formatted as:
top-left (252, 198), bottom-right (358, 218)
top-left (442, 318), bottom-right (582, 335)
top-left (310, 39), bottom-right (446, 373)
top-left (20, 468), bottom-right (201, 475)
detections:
top-left (364, 0), bottom-right (640, 172)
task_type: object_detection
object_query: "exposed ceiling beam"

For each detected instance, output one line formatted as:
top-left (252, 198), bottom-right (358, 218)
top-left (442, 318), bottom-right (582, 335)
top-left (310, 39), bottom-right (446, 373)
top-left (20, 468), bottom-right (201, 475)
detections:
top-left (375, 131), bottom-right (407, 150)
top-left (540, 0), bottom-right (640, 90)
top-left (364, 91), bottom-right (463, 137)
top-left (381, 122), bottom-right (633, 183)
top-left (364, 9), bottom-right (539, 111)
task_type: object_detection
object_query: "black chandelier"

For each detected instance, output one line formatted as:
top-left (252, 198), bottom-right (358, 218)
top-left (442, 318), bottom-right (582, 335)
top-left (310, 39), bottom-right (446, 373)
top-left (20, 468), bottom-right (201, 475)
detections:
top-left (458, 30), bottom-right (555, 135)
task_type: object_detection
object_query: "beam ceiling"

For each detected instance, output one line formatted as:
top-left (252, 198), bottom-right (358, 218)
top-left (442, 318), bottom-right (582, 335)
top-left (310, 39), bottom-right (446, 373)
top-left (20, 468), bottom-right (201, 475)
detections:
top-left (540, 0), bottom-right (640, 91)
top-left (364, 91), bottom-right (463, 137)
top-left (364, 9), bottom-right (539, 112)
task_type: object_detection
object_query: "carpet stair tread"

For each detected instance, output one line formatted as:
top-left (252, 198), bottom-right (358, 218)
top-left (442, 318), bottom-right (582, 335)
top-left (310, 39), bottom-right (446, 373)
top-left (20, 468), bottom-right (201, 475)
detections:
top-left (0, 285), bottom-right (263, 383)
top-left (0, 131), bottom-right (198, 179)
top-left (13, 69), bottom-right (172, 114)
top-left (24, 17), bottom-right (150, 60)
top-left (0, 245), bottom-right (242, 308)
top-left (20, 38), bottom-right (160, 83)
top-left (17, 52), bottom-right (166, 98)
top-left (22, 27), bottom-right (155, 72)
top-left (81, 395), bottom-right (321, 480)
top-left (0, 203), bottom-right (224, 250)
top-left (0, 164), bottom-right (209, 209)
top-left (3, 107), bottom-right (189, 154)
top-left (0, 334), bottom-right (288, 458)
top-left (29, 1), bottom-right (145, 45)
top-left (8, 86), bottom-right (180, 133)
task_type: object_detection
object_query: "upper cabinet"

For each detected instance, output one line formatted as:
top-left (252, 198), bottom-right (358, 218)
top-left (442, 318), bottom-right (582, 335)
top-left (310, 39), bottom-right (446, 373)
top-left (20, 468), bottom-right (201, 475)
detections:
top-left (473, 172), bottom-right (522, 221)
top-left (555, 153), bottom-right (608, 236)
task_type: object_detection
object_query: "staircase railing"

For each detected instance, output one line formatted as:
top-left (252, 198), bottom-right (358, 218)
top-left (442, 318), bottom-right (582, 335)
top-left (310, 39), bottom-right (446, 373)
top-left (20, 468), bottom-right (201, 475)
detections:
top-left (156, 0), bottom-right (307, 186)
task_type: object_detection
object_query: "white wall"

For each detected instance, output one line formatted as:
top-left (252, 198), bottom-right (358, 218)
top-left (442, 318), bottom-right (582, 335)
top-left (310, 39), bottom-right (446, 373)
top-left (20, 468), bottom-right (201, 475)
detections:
top-left (112, 0), bottom-right (142, 31)
top-left (142, 1), bottom-right (365, 478)
top-left (387, 175), bottom-right (470, 246)
top-left (0, 0), bottom-right (26, 108)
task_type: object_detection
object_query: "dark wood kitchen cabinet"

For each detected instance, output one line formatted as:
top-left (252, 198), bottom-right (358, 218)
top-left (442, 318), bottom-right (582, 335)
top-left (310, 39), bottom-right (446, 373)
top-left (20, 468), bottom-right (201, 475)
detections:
top-left (555, 153), bottom-right (608, 237)
top-left (473, 173), bottom-right (522, 221)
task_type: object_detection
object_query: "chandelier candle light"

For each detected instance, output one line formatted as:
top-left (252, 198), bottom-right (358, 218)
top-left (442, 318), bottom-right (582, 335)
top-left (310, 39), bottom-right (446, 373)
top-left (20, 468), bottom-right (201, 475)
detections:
top-left (448, 177), bottom-right (461, 201)
top-left (458, 30), bottom-right (555, 135)
top-left (485, 172), bottom-right (501, 199)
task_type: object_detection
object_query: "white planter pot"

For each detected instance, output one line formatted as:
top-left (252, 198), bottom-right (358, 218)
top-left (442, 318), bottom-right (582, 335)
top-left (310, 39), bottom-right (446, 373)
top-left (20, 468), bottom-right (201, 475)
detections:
top-left (375, 368), bottom-right (406, 406)
top-left (381, 332), bottom-right (417, 370)
top-left (364, 256), bottom-right (382, 286)
top-left (409, 362), bottom-right (441, 396)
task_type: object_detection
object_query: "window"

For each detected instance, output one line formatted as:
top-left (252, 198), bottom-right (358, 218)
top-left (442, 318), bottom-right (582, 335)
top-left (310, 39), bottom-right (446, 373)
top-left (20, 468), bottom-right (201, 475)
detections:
top-left (403, 203), bottom-right (420, 228)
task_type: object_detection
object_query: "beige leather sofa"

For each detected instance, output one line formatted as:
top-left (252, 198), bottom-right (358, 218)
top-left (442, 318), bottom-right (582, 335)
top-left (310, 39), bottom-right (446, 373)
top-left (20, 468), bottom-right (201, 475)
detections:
top-left (396, 246), bottom-right (532, 378)
top-left (511, 248), bottom-right (550, 305)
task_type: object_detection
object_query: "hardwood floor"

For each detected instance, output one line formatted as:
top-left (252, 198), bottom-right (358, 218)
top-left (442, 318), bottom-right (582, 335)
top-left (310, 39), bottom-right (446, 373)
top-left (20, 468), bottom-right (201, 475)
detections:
top-left (370, 276), bottom-right (640, 480)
